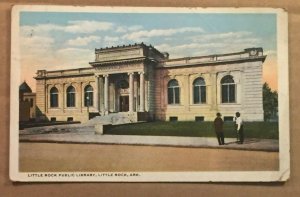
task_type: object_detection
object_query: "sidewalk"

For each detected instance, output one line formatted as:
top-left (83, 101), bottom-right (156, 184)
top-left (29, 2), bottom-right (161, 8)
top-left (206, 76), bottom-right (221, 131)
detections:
top-left (19, 131), bottom-right (279, 152)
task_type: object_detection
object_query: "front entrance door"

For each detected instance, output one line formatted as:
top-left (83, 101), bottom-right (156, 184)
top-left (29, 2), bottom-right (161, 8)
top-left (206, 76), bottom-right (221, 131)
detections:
top-left (120, 96), bottom-right (129, 112)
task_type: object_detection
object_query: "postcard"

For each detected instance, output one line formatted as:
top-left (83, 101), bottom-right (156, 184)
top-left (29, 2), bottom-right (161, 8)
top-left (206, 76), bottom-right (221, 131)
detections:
top-left (10, 5), bottom-right (289, 182)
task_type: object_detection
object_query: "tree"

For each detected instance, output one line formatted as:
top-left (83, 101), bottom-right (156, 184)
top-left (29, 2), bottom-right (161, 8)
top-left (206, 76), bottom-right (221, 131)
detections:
top-left (263, 82), bottom-right (278, 121)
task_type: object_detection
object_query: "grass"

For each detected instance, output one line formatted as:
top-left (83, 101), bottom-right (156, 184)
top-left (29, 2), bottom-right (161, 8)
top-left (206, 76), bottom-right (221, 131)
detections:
top-left (104, 121), bottom-right (279, 139)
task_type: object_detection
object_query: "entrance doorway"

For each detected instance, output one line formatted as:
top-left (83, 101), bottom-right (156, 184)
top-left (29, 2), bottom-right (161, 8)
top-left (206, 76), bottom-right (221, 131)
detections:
top-left (119, 96), bottom-right (129, 112)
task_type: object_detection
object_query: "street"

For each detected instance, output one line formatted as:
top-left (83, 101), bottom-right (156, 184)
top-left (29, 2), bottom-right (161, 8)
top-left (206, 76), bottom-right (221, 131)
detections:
top-left (19, 142), bottom-right (279, 172)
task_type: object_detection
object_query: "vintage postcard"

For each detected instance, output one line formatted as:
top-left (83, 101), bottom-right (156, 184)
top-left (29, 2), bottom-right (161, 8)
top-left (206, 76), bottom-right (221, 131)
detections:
top-left (10, 6), bottom-right (289, 182)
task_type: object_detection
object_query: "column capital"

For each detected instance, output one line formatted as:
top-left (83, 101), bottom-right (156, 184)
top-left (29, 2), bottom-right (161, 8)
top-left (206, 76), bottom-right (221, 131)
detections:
top-left (103, 74), bottom-right (109, 78)
top-left (95, 74), bottom-right (100, 78)
top-left (128, 72), bottom-right (135, 76)
top-left (138, 71), bottom-right (145, 75)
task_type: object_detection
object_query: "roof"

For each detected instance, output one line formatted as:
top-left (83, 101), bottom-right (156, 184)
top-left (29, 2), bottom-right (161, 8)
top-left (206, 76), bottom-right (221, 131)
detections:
top-left (19, 81), bottom-right (32, 93)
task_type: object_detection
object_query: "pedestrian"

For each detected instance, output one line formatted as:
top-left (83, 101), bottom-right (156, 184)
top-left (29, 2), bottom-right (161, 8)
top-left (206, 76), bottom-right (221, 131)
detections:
top-left (235, 112), bottom-right (244, 144)
top-left (214, 112), bottom-right (225, 145)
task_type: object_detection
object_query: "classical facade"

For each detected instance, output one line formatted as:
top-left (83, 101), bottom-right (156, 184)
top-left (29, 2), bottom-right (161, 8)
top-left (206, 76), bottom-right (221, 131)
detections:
top-left (34, 43), bottom-right (266, 123)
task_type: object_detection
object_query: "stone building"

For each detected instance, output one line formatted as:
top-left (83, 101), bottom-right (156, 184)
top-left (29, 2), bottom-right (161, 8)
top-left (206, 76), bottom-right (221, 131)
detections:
top-left (34, 43), bottom-right (266, 123)
top-left (19, 81), bottom-right (36, 121)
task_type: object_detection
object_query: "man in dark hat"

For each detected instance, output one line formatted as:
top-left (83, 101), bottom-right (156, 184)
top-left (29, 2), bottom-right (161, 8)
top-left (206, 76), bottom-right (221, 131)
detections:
top-left (214, 112), bottom-right (225, 145)
top-left (235, 112), bottom-right (244, 144)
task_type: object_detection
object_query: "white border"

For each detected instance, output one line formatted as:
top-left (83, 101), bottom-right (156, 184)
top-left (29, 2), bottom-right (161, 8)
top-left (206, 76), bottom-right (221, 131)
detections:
top-left (10, 5), bottom-right (289, 182)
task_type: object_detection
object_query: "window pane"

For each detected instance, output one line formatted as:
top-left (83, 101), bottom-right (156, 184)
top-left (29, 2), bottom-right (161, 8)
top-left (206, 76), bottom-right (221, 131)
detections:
top-left (221, 75), bottom-right (234, 84)
top-left (85, 92), bottom-right (93, 106)
top-left (193, 77), bottom-right (205, 86)
top-left (67, 93), bottom-right (75, 107)
top-left (229, 84), bottom-right (235, 102)
top-left (174, 87), bottom-right (180, 104)
top-left (168, 88), bottom-right (173, 104)
top-left (201, 86), bottom-right (206, 103)
top-left (194, 86), bottom-right (200, 103)
top-left (51, 94), bottom-right (58, 107)
top-left (168, 80), bottom-right (179, 87)
top-left (222, 85), bottom-right (228, 103)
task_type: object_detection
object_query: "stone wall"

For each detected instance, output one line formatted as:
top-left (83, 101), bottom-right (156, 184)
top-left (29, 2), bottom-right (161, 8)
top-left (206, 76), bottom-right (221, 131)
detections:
top-left (154, 60), bottom-right (264, 122)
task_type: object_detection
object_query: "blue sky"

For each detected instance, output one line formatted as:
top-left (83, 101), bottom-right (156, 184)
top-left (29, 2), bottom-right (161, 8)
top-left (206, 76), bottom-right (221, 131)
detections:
top-left (19, 11), bottom-right (277, 90)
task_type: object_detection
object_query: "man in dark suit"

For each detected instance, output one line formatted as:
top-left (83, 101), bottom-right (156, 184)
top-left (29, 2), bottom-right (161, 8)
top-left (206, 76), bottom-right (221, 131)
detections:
top-left (214, 113), bottom-right (225, 145)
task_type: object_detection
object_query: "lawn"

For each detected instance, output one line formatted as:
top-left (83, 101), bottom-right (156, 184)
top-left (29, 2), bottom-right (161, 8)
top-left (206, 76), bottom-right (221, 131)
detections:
top-left (104, 121), bottom-right (279, 139)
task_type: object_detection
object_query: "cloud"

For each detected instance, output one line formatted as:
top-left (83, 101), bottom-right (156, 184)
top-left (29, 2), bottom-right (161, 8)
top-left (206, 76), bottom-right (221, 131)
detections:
top-left (67, 36), bottom-right (101, 46)
top-left (190, 31), bottom-right (252, 42)
top-left (64, 20), bottom-right (114, 34)
top-left (20, 35), bottom-right (55, 59)
top-left (20, 20), bottom-right (114, 36)
top-left (122, 27), bottom-right (204, 41)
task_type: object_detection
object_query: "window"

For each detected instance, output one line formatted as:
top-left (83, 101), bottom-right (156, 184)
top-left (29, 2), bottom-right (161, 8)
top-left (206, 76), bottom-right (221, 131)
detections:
top-left (50, 87), bottom-right (59, 107)
top-left (50, 117), bottom-right (56, 122)
top-left (67, 86), bottom-right (76, 107)
top-left (67, 117), bottom-right (73, 122)
top-left (168, 79), bottom-right (180, 104)
top-left (193, 77), bottom-right (206, 104)
top-left (195, 116), bottom-right (204, 122)
top-left (84, 85), bottom-right (93, 107)
top-left (224, 116), bottom-right (234, 122)
top-left (169, 116), bottom-right (178, 122)
top-left (221, 75), bottom-right (236, 103)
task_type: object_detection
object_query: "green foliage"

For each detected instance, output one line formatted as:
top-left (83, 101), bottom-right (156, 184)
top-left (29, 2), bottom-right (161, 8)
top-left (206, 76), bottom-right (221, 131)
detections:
top-left (105, 121), bottom-right (279, 139)
top-left (263, 82), bottom-right (278, 121)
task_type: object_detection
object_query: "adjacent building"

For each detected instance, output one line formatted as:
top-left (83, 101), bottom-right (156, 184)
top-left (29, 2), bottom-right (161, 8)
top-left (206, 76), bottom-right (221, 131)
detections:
top-left (34, 43), bottom-right (266, 123)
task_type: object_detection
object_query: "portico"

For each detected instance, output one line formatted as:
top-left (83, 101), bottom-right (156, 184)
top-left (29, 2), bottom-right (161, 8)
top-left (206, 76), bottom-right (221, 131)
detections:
top-left (93, 71), bottom-right (146, 114)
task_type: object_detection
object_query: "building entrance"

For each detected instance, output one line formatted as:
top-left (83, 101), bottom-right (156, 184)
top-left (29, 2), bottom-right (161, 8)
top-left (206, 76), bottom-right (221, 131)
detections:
top-left (119, 96), bottom-right (129, 112)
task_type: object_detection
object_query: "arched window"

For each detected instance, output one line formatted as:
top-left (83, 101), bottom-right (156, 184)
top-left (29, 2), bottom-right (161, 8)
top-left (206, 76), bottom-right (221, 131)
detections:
top-left (168, 79), bottom-right (180, 104)
top-left (193, 77), bottom-right (206, 104)
top-left (84, 85), bottom-right (93, 107)
top-left (221, 75), bottom-right (236, 103)
top-left (66, 86), bottom-right (76, 107)
top-left (50, 87), bottom-right (58, 107)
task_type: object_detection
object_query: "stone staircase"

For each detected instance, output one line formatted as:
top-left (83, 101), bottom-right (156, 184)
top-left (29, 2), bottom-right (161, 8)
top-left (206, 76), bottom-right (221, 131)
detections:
top-left (85, 112), bottom-right (138, 126)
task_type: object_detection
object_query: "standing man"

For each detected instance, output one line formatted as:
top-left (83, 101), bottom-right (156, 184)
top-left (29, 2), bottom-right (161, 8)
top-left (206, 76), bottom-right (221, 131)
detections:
top-left (214, 113), bottom-right (225, 145)
top-left (235, 112), bottom-right (244, 144)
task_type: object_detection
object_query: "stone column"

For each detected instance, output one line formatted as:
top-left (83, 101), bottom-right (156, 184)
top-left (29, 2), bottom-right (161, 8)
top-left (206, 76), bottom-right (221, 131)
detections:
top-left (99, 76), bottom-right (104, 113)
top-left (104, 74), bottom-right (109, 114)
top-left (95, 75), bottom-right (99, 111)
top-left (210, 73), bottom-right (218, 110)
top-left (139, 71), bottom-right (145, 112)
top-left (128, 72), bottom-right (134, 112)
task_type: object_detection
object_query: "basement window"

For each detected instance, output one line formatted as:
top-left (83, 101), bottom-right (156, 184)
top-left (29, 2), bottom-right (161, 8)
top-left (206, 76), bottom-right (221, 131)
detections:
top-left (169, 116), bottom-right (178, 122)
top-left (67, 117), bottom-right (74, 122)
top-left (195, 116), bottom-right (204, 122)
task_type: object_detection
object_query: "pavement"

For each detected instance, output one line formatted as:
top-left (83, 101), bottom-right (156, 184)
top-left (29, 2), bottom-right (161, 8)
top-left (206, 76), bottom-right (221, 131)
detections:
top-left (19, 129), bottom-right (279, 152)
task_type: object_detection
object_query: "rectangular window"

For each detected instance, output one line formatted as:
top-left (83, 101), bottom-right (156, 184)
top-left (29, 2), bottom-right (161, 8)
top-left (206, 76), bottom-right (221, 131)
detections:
top-left (50, 94), bottom-right (58, 107)
top-left (167, 88), bottom-right (173, 104)
top-left (194, 86), bottom-right (200, 103)
top-left (195, 116), bottom-right (204, 122)
top-left (222, 85), bottom-right (228, 103)
top-left (50, 117), bottom-right (56, 122)
top-left (174, 87), bottom-right (180, 104)
top-left (67, 117), bottom-right (73, 122)
top-left (67, 93), bottom-right (75, 107)
top-left (200, 86), bottom-right (206, 103)
top-left (229, 84), bottom-right (236, 103)
top-left (224, 116), bottom-right (234, 122)
top-left (169, 116), bottom-right (178, 122)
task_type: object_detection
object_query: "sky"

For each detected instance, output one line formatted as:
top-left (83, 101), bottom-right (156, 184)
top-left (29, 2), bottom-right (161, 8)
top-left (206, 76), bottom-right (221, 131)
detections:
top-left (19, 11), bottom-right (278, 91)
